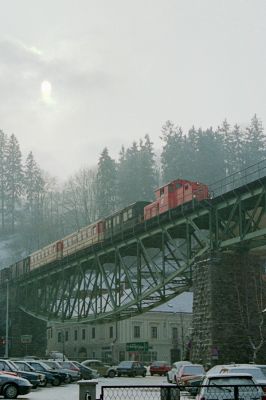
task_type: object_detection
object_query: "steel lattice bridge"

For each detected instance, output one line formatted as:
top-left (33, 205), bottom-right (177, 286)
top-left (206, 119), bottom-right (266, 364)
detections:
top-left (14, 160), bottom-right (266, 323)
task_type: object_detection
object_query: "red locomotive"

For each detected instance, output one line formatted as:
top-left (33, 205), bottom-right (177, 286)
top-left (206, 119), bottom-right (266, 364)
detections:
top-left (144, 179), bottom-right (209, 220)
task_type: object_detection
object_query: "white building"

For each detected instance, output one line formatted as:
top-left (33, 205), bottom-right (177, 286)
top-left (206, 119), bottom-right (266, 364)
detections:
top-left (46, 292), bottom-right (193, 364)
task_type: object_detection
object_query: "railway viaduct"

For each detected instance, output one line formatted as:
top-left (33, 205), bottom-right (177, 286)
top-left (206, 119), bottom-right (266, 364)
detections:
top-left (0, 162), bottom-right (266, 365)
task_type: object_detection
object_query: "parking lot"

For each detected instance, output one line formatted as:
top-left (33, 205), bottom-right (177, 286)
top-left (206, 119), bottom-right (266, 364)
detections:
top-left (18, 375), bottom-right (174, 400)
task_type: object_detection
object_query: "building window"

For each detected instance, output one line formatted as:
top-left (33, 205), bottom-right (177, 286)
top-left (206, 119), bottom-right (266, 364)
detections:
top-left (82, 329), bottom-right (86, 340)
top-left (151, 326), bottom-right (158, 339)
top-left (65, 331), bottom-right (69, 342)
top-left (58, 332), bottom-right (62, 343)
top-left (172, 327), bottom-right (178, 340)
top-left (92, 327), bottom-right (95, 339)
top-left (119, 351), bottom-right (125, 361)
top-left (109, 326), bottom-right (113, 339)
top-left (74, 330), bottom-right (78, 341)
top-left (133, 325), bottom-right (140, 338)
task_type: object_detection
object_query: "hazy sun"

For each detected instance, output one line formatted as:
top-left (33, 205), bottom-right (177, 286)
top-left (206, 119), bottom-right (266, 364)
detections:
top-left (41, 80), bottom-right (53, 104)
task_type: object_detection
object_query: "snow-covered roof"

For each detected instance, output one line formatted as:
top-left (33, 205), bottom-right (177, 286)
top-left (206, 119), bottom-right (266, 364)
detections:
top-left (152, 291), bottom-right (193, 313)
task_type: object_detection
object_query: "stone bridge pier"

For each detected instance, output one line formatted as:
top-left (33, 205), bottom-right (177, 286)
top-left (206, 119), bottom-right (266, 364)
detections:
top-left (191, 251), bottom-right (266, 366)
top-left (0, 283), bottom-right (46, 357)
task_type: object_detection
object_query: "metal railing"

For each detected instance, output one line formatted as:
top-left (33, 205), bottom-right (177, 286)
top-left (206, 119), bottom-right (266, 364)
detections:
top-left (209, 159), bottom-right (266, 198)
top-left (98, 383), bottom-right (265, 400)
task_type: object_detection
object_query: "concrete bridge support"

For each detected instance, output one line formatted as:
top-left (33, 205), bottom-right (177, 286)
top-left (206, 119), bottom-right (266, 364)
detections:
top-left (191, 251), bottom-right (266, 366)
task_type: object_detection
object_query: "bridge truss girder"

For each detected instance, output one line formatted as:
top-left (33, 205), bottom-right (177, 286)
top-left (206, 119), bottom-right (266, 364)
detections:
top-left (17, 176), bottom-right (266, 323)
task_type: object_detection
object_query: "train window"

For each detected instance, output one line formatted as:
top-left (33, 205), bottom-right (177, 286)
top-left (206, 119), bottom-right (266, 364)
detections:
top-left (123, 212), bottom-right (128, 222)
top-left (184, 184), bottom-right (189, 190)
top-left (93, 226), bottom-right (96, 235)
top-left (160, 188), bottom-right (164, 196)
top-left (128, 209), bottom-right (133, 219)
top-left (116, 215), bottom-right (120, 224)
top-left (176, 183), bottom-right (182, 189)
top-left (169, 185), bottom-right (174, 192)
top-left (112, 217), bottom-right (116, 227)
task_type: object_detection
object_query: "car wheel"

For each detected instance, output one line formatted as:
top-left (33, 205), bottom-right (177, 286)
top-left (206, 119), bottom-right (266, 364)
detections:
top-left (52, 377), bottom-right (61, 386)
top-left (39, 378), bottom-right (47, 387)
top-left (3, 384), bottom-right (19, 399)
top-left (64, 376), bottom-right (71, 384)
top-left (108, 370), bottom-right (116, 378)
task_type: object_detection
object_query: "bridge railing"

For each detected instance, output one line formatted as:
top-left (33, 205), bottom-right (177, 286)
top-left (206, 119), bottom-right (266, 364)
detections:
top-left (209, 159), bottom-right (266, 198)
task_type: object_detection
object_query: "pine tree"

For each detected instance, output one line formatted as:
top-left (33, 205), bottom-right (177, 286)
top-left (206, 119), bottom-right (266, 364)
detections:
top-left (0, 130), bottom-right (8, 234)
top-left (230, 124), bottom-right (245, 173)
top-left (5, 134), bottom-right (23, 233)
top-left (96, 148), bottom-right (117, 218)
top-left (138, 134), bottom-right (157, 200)
top-left (244, 114), bottom-right (266, 167)
top-left (160, 120), bottom-right (184, 182)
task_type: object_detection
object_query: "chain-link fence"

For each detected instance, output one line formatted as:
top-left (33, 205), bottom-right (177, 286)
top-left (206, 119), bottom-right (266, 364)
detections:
top-left (98, 384), bottom-right (265, 400)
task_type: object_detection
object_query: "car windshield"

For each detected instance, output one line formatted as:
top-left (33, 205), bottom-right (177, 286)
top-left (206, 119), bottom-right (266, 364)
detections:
top-left (119, 361), bottom-right (132, 367)
top-left (152, 361), bottom-right (166, 366)
top-left (228, 369), bottom-right (265, 380)
top-left (183, 366), bottom-right (204, 374)
top-left (209, 377), bottom-right (254, 385)
top-left (7, 361), bottom-right (19, 371)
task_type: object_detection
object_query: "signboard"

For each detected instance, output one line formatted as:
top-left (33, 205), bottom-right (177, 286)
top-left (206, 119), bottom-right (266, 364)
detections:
top-left (21, 335), bottom-right (32, 344)
top-left (126, 342), bottom-right (149, 352)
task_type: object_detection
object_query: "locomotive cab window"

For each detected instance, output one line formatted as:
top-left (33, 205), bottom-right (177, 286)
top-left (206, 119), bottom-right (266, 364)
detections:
top-left (184, 184), bottom-right (189, 190)
top-left (128, 208), bottom-right (133, 219)
top-left (169, 185), bottom-right (174, 192)
top-left (160, 188), bottom-right (164, 196)
top-left (176, 183), bottom-right (182, 189)
top-left (123, 212), bottom-right (128, 222)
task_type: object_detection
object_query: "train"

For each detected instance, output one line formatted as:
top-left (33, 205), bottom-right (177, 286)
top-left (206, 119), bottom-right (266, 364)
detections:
top-left (0, 178), bottom-right (209, 283)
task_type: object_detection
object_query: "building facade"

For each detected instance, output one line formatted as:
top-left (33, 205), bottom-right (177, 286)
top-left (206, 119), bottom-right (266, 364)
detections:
top-left (46, 293), bottom-right (193, 364)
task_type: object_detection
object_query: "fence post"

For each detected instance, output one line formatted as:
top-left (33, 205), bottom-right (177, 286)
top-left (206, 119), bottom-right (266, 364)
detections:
top-left (77, 380), bottom-right (98, 400)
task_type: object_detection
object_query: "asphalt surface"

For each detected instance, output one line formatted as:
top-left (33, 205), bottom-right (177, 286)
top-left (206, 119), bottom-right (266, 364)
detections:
top-left (17, 375), bottom-right (178, 400)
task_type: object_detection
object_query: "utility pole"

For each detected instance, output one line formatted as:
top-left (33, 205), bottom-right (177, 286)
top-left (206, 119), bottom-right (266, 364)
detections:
top-left (4, 280), bottom-right (9, 358)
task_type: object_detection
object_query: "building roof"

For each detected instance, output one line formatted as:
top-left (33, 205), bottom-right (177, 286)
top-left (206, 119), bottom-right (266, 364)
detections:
top-left (152, 291), bottom-right (193, 313)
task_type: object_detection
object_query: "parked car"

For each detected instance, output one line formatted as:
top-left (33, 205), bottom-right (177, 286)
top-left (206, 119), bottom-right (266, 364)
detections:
top-left (150, 361), bottom-right (171, 376)
top-left (8, 360), bottom-right (45, 389)
top-left (59, 361), bottom-right (98, 380)
top-left (167, 361), bottom-right (192, 383)
top-left (47, 351), bottom-right (68, 361)
top-left (45, 360), bottom-right (81, 382)
top-left (175, 364), bottom-right (205, 387)
top-left (0, 372), bottom-right (32, 399)
top-left (0, 358), bottom-right (44, 389)
top-left (196, 373), bottom-right (263, 400)
top-left (81, 359), bottom-right (116, 378)
top-left (116, 361), bottom-right (147, 377)
top-left (219, 366), bottom-right (266, 391)
top-left (13, 361), bottom-right (47, 387)
top-left (25, 360), bottom-right (63, 386)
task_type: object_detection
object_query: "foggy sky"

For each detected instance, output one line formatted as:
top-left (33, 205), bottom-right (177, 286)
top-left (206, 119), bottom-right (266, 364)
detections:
top-left (1, 0), bottom-right (266, 180)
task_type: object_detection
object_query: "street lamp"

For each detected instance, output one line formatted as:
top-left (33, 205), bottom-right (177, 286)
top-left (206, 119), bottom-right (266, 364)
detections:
top-left (4, 280), bottom-right (9, 358)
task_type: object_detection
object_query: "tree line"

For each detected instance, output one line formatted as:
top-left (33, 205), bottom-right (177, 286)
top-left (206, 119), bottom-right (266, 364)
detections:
top-left (0, 114), bottom-right (265, 265)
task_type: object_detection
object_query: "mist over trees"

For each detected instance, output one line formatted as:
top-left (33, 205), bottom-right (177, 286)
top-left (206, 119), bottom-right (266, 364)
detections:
top-left (0, 114), bottom-right (265, 266)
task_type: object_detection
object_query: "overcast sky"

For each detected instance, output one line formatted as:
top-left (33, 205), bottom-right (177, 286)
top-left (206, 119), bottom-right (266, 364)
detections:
top-left (1, 1), bottom-right (266, 180)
